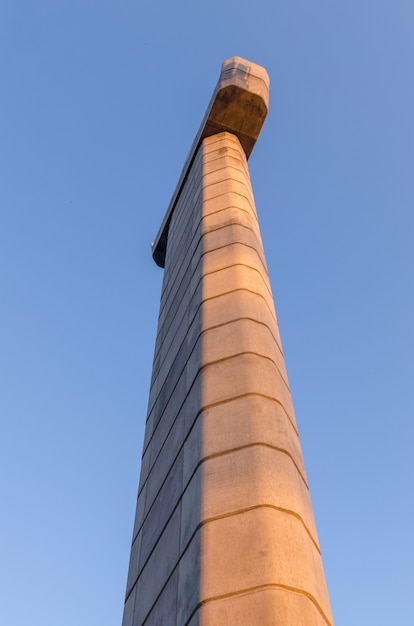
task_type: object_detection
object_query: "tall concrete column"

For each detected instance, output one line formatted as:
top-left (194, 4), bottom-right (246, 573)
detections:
top-left (123, 58), bottom-right (333, 626)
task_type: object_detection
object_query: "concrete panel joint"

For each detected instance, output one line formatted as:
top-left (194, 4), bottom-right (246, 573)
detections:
top-left (123, 57), bottom-right (333, 626)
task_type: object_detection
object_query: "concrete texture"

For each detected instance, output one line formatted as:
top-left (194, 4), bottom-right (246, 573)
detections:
top-left (123, 59), bottom-right (333, 625)
top-left (152, 57), bottom-right (269, 268)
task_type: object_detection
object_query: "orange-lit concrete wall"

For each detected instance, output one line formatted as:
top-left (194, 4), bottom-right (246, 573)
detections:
top-left (122, 132), bottom-right (333, 625)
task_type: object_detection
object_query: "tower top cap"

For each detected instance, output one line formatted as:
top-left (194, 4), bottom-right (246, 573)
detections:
top-left (152, 57), bottom-right (269, 267)
top-left (209, 57), bottom-right (270, 157)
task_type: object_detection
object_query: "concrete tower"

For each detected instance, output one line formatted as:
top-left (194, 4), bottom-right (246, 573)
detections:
top-left (122, 58), bottom-right (333, 626)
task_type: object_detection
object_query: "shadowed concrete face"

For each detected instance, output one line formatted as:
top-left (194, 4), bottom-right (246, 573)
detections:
top-left (123, 59), bottom-right (333, 626)
top-left (152, 57), bottom-right (269, 269)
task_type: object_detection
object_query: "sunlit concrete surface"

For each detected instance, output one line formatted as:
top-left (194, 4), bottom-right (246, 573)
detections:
top-left (123, 58), bottom-right (333, 626)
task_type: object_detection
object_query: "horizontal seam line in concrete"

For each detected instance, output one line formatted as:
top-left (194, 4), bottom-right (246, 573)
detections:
top-left (129, 444), bottom-right (315, 606)
top-left (202, 315), bottom-right (284, 360)
top-left (202, 391), bottom-right (298, 436)
top-left (200, 317), bottom-right (286, 379)
top-left (151, 240), bottom-right (204, 384)
top-left (185, 584), bottom-right (332, 626)
top-left (202, 442), bottom-right (308, 489)
top-left (152, 244), bottom-right (278, 398)
top-left (202, 169), bottom-right (252, 189)
top-left (203, 188), bottom-right (258, 217)
top-left (160, 211), bottom-right (266, 326)
top-left (147, 328), bottom-right (195, 415)
top-left (202, 153), bottom-right (250, 175)
top-left (202, 226), bottom-right (265, 254)
top-left (128, 414), bottom-right (204, 595)
top-left (166, 202), bottom-right (201, 257)
top-left (166, 180), bottom-right (202, 237)
top-left (199, 210), bottom-right (261, 250)
top-left (150, 305), bottom-right (199, 394)
top-left (146, 306), bottom-right (200, 419)
top-left (135, 393), bottom-right (205, 536)
top-left (202, 286), bottom-right (277, 322)
top-left (202, 181), bottom-right (256, 204)
top-left (134, 560), bottom-right (180, 625)
top-left (200, 504), bottom-right (320, 553)
top-left (202, 205), bottom-right (258, 231)
top-left (155, 205), bottom-right (205, 328)
top-left (129, 405), bottom-right (317, 621)
top-left (203, 138), bottom-right (246, 152)
top-left (203, 262), bottom-right (273, 299)
top-left (157, 194), bottom-right (263, 328)
top-left (160, 201), bottom-right (200, 268)
top-left (141, 369), bottom-right (202, 489)
top-left (200, 350), bottom-right (291, 394)
top-left (143, 282), bottom-right (292, 493)
top-left (132, 500), bottom-right (181, 590)
top-left (154, 268), bottom-right (197, 359)
top-left (202, 132), bottom-right (245, 152)
top-left (202, 170), bottom-right (254, 191)
top-left (140, 384), bottom-right (300, 514)
top-left (136, 435), bottom-right (309, 550)
top-left (203, 152), bottom-right (249, 170)
top-left (144, 359), bottom-right (190, 447)
top-left (202, 187), bottom-right (257, 209)
top-left (155, 242), bottom-right (266, 368)
top-left (200, 228), bottom-right (267, 252)
top-left (147, 321), bottom-right (295, 467)
top-left (203, 130), bottom-right (244, 145)
top-left (138, 544), bottom-right (187, 626)
top-left (153, 128), bottom-right (259, 266)
top-left (133, 496), bottom-right (321, 607)
top-left (201, 218), bottom-right (263, 245)
top-left (154, 270), bottom-right (192, 348)
top-left (137, 356), bottom-right (306, 531)
top-left (151, 225), bottom-right (273, 399)
top-left (161, 193), bottom-right (196, 250)
top-left (201, 240), bottom-right (269, 280)
top-left (136, 406), bottom-right (305, 552)
top-left (152, 137), bottom-right (205, 264)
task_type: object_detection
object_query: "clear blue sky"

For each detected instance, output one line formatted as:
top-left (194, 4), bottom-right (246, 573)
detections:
top-left (1, 2), bottom-right (413, 624)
